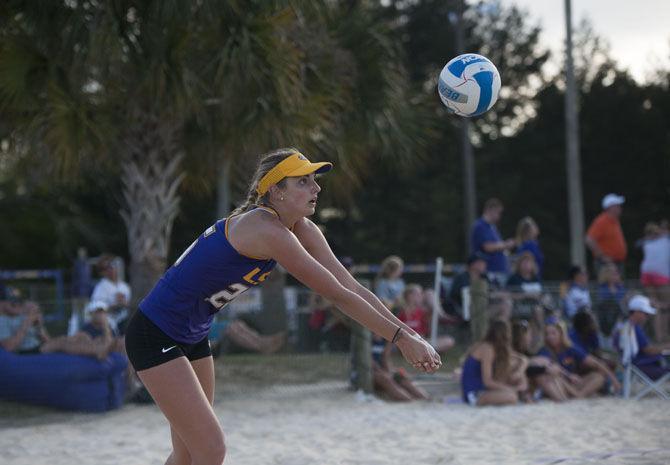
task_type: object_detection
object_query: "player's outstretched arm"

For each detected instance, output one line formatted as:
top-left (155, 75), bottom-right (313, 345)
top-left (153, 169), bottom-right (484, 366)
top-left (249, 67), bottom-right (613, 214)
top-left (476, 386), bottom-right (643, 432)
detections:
top-left (257, 221), bottom-right (440, 372)
top-left (292, 218), bottom-right (441, 369)
top-left (293, 219), bottom-right (419, 335)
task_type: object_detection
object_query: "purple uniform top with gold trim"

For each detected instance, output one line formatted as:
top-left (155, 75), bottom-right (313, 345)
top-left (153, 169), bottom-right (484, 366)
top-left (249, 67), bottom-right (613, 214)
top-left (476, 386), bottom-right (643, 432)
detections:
top-left (139, 207), bottom-right (277, 344)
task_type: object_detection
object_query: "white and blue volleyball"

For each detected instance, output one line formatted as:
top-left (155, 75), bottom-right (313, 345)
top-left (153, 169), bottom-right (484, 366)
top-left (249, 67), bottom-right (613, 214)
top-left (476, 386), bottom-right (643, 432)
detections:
top-left (437, 53), bottom-right (501, 117)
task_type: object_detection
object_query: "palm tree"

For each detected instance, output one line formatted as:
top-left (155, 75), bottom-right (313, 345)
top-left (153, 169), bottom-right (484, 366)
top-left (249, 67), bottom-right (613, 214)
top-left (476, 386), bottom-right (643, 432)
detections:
top-left (1, 0), bottom-right (432, 305)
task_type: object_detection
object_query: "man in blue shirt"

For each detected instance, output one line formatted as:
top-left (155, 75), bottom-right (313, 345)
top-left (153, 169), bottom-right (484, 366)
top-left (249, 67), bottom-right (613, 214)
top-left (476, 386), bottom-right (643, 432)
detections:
top-left (470, 198), bottom-right (516, 287)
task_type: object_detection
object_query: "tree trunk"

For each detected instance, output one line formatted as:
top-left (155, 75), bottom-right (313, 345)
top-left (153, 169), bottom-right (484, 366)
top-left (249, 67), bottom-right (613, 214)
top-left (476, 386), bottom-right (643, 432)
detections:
top-left (120, 112), bottom-right (184, 306)
top-left (217, 157), bottom-right (232, 219)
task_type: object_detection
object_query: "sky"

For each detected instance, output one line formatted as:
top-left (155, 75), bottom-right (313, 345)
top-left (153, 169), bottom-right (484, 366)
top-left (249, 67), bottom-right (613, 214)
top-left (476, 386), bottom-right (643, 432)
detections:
top-left (498, 0), bottom-right (670, 82)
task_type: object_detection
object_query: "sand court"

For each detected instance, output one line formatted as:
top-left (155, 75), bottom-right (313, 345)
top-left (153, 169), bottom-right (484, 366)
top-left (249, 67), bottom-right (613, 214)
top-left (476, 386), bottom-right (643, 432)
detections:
top-left (1, 381), bottom-right (668, 465)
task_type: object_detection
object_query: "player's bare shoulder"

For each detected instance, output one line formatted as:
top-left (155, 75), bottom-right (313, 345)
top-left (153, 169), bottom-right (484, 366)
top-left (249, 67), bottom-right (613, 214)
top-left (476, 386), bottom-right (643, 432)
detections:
top-left (227, 208), bottom-right (287, 258)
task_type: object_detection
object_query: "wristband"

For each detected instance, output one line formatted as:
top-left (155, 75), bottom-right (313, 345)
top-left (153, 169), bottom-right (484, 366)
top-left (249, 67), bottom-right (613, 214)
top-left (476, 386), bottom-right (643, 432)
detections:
top-left (391, 327), bottom-right (402, 344)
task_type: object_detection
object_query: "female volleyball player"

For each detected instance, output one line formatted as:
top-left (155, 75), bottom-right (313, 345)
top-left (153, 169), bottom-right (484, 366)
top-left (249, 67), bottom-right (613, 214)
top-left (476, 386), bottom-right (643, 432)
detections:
top-left (124, 148), bottom-right (442, 465)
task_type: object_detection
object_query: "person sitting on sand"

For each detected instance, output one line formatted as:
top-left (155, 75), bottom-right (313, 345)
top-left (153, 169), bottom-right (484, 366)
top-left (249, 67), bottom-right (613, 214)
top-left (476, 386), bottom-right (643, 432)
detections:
top-left (537, 318), bottom-right (620, 399)
top-left (569, 310), bottom-right (617, 370)
top-left (512, 320), bottom-right (574, 402)
top-left (461, 319), bottom-right (528, 406)
top-left (371, 333), bottom-right (429, 402)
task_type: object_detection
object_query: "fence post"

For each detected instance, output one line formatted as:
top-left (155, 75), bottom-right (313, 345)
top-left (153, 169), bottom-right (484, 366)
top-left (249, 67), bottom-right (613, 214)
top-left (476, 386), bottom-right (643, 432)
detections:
top-left (430, 257), bottom-right (443, 348)
top-left (469, 275), bottom-right (489, 342)
top-left (350, 322), bottom-right (373, 393)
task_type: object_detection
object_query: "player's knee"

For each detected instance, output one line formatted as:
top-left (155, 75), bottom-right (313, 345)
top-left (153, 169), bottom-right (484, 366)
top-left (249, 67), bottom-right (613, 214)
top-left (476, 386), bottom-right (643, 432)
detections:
top-left (210, 435), bottom-right (227, 464)
top-left (199, 431), bottom-right (226, 465)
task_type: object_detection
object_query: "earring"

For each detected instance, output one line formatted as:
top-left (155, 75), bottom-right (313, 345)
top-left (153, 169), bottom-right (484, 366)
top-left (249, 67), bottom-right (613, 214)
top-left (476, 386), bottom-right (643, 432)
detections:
top-left (280, 196), bottom-right (284, 201)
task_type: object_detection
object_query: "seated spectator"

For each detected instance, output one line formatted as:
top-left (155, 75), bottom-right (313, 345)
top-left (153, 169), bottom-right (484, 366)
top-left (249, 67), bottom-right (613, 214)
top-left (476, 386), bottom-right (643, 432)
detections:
top-left (91, 255), bottom-right (132, 333)
top-left (506, 251), bottom-right (544, 333)
top-left (398, 284), bottom-right (454, 354)
top-left (515, 216), bottom-right (544, 279)
top-left (448, 252), bottom-right (488, 317)
top-left (371, 334), bottom-right (429, 402)
top-left (563, 265), bottom-right (592, 319)
top-left (373, 255), bottom-right (406, 310)
top-left (538, 318), bottom-right (620, 398)
top-left (0, 297), bottom-right (113, 359)
top-left (613, 295), bottom-right (670, 380)
top-left (512, 320), bottom-right (573, 402)
top-left (461, 320), bottom-right (528, 406)
top-left (570, 310), bottom-right (616, 370)
top-left (79, 300), bottom-right (120, 353)
top-left (211, 319), bottom-right (285, 355)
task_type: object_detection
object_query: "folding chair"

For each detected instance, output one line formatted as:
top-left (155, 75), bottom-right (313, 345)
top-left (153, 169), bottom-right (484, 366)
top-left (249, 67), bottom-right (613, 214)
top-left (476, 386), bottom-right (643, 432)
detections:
top-left (617, 321), bottom-right (670, 400)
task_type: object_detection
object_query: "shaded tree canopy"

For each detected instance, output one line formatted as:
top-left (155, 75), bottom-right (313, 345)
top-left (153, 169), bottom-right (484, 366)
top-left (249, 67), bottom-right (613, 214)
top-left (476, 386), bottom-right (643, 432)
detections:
top-left (1, 0), bottom-right (668, 284)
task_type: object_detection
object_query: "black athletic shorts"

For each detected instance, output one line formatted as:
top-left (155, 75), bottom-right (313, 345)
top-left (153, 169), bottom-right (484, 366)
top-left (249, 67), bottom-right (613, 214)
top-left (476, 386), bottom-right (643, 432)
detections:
top-left (124, 310), bottom-right (212, 371)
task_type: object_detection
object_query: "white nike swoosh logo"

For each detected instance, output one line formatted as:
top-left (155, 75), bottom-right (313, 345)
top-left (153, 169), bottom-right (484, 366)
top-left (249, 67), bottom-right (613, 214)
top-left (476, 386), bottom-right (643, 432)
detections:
top-left (161, 346), bottom-right (177, 353)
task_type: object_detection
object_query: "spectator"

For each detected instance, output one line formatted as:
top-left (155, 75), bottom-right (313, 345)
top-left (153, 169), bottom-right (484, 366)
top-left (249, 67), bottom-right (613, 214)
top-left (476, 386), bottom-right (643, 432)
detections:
top-left (595, 262), bottom-right (627, 335)
top-left (373, 255), bottom-right (405, 310)
top-left (538, 318), bottom-right (620, 398)
top-left (585, 193), bottom-right (627, 276)
top-left (515, 216), bottom-right (544, 278)
top-left (398, 284), bottom-right (454, 354)
top-left (569, 311), bottom-right (616, 370)
top-left (639, 222), bottom-right (670, 342)
top-left (0, 298), bottom-right (112, 359)
top-left (91, 255), bottom-right (131, 333)
top-left (448, 252), bottom-right (488, 315)
top-left (223, 320), bottom-right (285, 354)
top-left (371, 334), bottom-right (429, 402)
top-left (563, 265), bottom-right (592, 319)
top-left (613, 295), bottom-right (670, 380)
top-left (80, 300), bottom-right (117, 348)
top-left (461, 320), bottom-right (528, 406)
top-left (470, 198), bottom-right (516, 287)
top-left (506, 251), bottom-right (544, 330)
top-left (512, 320), bottom-right (573, 402)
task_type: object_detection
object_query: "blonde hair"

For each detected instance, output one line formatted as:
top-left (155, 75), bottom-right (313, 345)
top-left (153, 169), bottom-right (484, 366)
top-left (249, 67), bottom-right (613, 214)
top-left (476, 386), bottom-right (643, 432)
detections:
top-left (545, 319), bottom-right (572, 350)
top-left (230, 148), bottom-right (299, 216)
top-left (378, 255), bottom-right (404, 279)
top-left (515, 216), bottom-right (538, 243)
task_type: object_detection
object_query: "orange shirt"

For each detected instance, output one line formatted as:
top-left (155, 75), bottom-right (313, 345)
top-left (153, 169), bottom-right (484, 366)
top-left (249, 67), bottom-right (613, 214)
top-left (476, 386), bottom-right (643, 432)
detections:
top-left (586, 212), bottom-right (627, 261)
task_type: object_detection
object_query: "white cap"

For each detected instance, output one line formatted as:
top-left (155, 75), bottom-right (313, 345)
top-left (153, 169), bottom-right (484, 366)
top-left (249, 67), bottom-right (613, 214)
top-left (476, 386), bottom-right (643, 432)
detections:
top-left (85, 300), bottom-right (109, 315)
top-left (602, 193), bottom-right (625, 209)
top-left (628, 295), bottom-right (656, 315)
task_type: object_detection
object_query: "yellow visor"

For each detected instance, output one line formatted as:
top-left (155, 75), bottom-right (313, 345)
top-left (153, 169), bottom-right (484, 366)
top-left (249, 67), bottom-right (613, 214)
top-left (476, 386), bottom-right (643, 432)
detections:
top-left (256, 152), bottom-right (333, 196)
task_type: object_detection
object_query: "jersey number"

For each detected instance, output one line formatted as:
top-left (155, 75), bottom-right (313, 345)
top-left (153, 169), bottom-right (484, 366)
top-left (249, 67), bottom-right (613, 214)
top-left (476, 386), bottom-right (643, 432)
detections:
top-left (206, 283), bottom-right (249, 310)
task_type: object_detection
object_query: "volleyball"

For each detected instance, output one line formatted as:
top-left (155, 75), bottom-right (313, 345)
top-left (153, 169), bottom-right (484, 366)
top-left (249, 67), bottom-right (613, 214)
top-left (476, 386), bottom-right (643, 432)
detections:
top-left (437, 53), bottom-right (501, 117)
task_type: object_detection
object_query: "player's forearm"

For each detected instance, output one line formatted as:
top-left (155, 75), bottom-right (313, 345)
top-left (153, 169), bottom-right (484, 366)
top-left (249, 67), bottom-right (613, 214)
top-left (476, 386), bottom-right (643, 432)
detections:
top-left (354, 283), bottom-right (419, 337)
top-left (330, 289), bottom-right (400, 342)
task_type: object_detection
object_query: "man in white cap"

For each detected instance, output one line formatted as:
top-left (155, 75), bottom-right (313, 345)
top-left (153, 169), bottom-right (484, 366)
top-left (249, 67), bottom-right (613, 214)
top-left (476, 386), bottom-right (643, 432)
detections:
top-left (585, 193), bottom-right (627, 276)
top-left (615, 295), bottom-right (670, 380)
